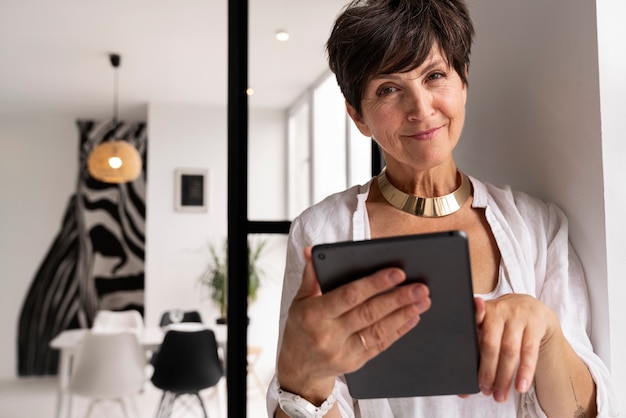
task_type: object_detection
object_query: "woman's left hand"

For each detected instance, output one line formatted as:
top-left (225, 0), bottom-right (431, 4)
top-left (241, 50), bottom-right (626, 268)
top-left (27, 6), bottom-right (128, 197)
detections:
top-left (473, 294), bottom-right (561, 403)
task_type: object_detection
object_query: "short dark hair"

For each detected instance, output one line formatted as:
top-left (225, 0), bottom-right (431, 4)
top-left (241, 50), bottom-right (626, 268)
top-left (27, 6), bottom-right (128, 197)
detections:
top-left (326, 0), bottom-right (474, 115)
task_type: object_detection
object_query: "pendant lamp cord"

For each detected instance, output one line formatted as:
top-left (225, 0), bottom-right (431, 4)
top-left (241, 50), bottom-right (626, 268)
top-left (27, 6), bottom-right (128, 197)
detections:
top-left (109, 53), bottom-right (121, 124)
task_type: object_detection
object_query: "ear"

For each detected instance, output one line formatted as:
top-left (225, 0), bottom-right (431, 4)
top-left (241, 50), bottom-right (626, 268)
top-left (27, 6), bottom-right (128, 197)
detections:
top-left (345, 101), bottom-right (372, 137)
top-left (460, 65), bottom-right (468, 104)
top-left (461, 79), bottom-right (467, 104)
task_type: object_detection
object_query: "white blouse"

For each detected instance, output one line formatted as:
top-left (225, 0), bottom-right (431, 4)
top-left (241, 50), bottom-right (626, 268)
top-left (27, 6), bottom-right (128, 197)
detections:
top-left (266, 176), bottom-right (618, 417)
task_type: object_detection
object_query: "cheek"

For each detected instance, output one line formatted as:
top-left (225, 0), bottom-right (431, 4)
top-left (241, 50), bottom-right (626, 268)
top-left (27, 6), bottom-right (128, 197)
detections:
top-left (361, 106), bottom-right (398, 138)
top-left (439, 93), bottom-right (466, 145)
top-left (452, 100), bottom-right (466, 124)
top-left (374, 103), bottom-right (403, 126)
top-left (444, 93), bottom-right (466, 125)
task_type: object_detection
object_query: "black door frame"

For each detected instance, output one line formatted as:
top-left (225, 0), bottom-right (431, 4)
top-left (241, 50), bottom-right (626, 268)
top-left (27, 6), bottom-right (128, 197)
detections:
top-left (226, 2), bottom-right (380, 415)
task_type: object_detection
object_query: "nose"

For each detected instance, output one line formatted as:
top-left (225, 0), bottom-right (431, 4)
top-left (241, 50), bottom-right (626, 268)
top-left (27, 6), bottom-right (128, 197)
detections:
top-left (405, 84), bottom-right (434, 121)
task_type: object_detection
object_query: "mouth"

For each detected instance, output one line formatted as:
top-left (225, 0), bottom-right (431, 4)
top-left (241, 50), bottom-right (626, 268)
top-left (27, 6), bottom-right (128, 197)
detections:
top-left (408, 126), bottom-right (442, 141)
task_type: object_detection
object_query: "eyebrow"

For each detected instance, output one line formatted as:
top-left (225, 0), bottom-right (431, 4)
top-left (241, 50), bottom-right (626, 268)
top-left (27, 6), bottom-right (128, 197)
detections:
top-left (419, 57), bottom-right (448, 75)
top-left (372, 56), bottom-right (449, 81)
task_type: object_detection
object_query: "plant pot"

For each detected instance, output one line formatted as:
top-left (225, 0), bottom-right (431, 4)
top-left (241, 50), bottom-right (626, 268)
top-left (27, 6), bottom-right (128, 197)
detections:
top-left (215, 317), bottom-right (250, 325)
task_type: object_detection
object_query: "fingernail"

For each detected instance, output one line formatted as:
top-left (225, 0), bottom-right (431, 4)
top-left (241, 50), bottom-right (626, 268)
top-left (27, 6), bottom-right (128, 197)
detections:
top-left (494, 389), bottom-right (506, 402)
top-left (405, 315), bottom-right (420, 328)
top-left (389, 270), bottom-right (404, 284)
top-left (518, 379), bottom-right (529, 392)
top-left (410, 284), bottom-right (424, 297)
top-left (480, 385), bottom-right (493, 396)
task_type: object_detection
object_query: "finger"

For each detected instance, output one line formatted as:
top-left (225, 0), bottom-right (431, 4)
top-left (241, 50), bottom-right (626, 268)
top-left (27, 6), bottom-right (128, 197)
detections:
top-left (294, 246), bottom-right (324, 300)
top-left (322, 267), bottom-right (409, 318)
top-left (477, 312), bottom-right (504, 396)
top-left (348, 281), bottom-right (430, 329)
top-left (474, 296), bottom-right (486, 325)
top-left (514, 326), bottom-right (542, 393)
top-left (352, 285), bottom-right (430, 353)
top-left (491, 323), bottom-right (523, 402)
top-left (356, 330), bottom-right (370, 351)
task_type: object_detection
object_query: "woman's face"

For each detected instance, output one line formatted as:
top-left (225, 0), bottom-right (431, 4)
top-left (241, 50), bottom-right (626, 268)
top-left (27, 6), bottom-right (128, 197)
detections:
top-left (347, 45), bottom-right (467, 174)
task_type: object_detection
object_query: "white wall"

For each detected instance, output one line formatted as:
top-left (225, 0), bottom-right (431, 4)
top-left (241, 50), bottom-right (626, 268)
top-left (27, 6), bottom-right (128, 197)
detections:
top-left (596, 0), bottom-right (626, 400)
top-left (145, 103), bottom-right (228, 327)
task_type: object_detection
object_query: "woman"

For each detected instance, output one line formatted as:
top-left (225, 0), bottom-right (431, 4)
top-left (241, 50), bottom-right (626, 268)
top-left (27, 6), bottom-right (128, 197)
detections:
top-left (267, 0), bottom-right (616, 417)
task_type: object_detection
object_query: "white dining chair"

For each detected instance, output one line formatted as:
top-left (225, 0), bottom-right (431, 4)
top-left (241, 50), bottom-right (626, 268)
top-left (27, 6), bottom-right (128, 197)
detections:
top-left (67, 331), bottom-right (147, 417)
top-left (92, 309), bottom-right (144, 332)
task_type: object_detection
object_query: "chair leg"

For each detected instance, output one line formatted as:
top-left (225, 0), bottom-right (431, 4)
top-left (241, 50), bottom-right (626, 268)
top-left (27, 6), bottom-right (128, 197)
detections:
top-left (67, 394), bottom-right (73, 418)
top-left (118, 396), bottom-right (141, 418)
top-left (247, 346), bottom-right (266, 397)
top-left (205, 385), bottom-right (222, 418)
top-left (155, 392), bottom-right (167, 418)
top-left (127, 395), bottom-right (141, 418)
top-left (155, 391), bottom-right (177, 418)
top-left (85, 399), bottom-right (99, 418)
top-left (117, 398), bottom-right (129, 418)
top-left (156, 391), bottom-right (215, 418)
top-left (195, 393), bottom-right (209, 418)
top-left (249, 369), bottom-right (266, 396)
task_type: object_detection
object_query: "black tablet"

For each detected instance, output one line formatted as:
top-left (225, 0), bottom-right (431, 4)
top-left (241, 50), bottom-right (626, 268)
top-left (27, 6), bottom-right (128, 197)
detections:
top-left (312, 230), bottom-right (480, 399)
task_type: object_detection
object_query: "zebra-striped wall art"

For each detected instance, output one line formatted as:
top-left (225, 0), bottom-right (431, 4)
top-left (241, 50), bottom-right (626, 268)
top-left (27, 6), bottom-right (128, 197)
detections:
top-left (17, 120), bottom-right (147, 376)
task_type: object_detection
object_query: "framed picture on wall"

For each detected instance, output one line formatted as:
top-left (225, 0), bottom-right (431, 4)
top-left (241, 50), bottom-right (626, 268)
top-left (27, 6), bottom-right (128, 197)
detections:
top-left (175, 168), bottom-right (209, 212)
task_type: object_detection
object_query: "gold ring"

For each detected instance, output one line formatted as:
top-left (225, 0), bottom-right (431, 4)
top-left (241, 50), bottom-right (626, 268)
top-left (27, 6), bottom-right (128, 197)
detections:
top-left (358, 331), bottom-right (369, 350)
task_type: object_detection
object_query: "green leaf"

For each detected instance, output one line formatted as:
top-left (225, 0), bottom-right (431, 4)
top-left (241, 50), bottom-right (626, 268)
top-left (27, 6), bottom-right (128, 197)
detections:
top-left (198, 237), bottom-right (267, 318)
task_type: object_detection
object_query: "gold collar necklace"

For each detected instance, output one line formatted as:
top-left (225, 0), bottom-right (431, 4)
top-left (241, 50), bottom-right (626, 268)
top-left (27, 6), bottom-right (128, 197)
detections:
top-left (377, 168), bottom-right (471, 217)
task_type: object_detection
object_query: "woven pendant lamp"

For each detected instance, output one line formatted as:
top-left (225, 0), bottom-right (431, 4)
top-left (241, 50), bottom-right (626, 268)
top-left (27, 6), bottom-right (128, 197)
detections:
top-left (87, 54), bottom-right (142, 183)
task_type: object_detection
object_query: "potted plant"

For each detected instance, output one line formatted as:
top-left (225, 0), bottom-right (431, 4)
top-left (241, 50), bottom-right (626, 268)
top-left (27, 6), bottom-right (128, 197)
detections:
top-left (198, 238), bottom-right (267, 323)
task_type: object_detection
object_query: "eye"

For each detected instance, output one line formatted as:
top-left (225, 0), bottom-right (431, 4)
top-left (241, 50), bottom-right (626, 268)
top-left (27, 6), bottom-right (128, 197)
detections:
top-left (427, 72), bottom-right (446, 81)
top-left (377, 85), bottom-right (397, 96)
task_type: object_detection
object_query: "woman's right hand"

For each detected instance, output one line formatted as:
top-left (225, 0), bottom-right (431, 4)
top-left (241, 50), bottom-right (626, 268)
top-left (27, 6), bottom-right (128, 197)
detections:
top-left (276, 246), bottom-right (432, 405)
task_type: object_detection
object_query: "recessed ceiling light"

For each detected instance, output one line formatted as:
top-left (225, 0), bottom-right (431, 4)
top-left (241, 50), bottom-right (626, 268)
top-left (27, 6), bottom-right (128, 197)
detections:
top-left (275, 30), bottom-right (290, 41)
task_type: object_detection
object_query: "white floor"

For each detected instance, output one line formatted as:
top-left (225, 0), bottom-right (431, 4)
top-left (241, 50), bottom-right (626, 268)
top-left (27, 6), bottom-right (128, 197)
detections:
top-left (0, 375), bottom-right (268, 418)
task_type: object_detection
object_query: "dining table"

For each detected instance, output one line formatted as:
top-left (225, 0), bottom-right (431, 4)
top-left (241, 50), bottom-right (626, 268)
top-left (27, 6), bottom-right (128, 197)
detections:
top-left (49, 326), bottom-right (164, 418)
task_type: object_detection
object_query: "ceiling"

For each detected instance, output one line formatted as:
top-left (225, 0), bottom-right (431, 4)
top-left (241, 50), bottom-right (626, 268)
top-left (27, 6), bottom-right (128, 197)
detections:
top-left (0, 0), bottom-right (347, 120)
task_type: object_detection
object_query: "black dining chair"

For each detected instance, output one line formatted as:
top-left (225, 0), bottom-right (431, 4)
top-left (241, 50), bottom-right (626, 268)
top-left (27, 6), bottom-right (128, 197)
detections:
top-left (150, 328), bottom-right (223, 418)
top-left (158, 309), bottom-right (203, 327)
top-left (150, 310), bottom-right (204, 367)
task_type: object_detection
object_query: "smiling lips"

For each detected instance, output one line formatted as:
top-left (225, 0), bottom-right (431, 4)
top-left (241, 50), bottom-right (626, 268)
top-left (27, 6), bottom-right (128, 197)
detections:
top-left (408, 126), bottom-right (442, 141)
